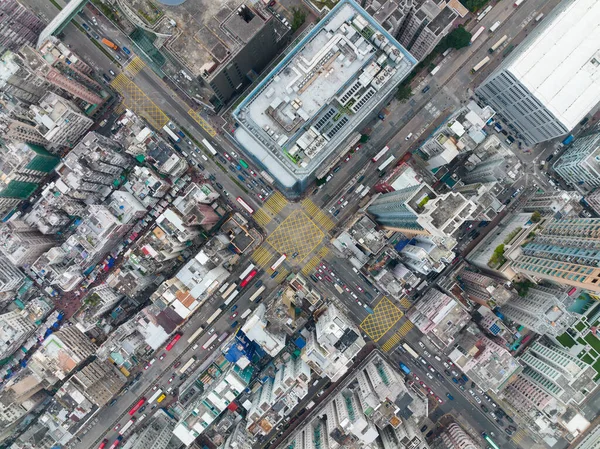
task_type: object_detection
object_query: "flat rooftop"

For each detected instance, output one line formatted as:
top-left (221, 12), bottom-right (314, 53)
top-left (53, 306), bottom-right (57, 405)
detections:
top-left (234, 0), bottom-right (416, 193)
top-left (505, 0), bottom-right (600, 130)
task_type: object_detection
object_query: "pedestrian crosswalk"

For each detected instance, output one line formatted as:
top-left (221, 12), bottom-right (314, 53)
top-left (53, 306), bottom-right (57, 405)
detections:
top-left (273, 268), bottom-right (289, 283)
top-left (512, 429), bottom-right (527, 445)
top-left (264, 191), bottom-right (288, 215)
top-left (253, 209), bottom-right (272, 227)
top-left (399, 296), bottom-right (412, 309)
top-left (123, 56), bottom-right (145, 78)
top-left (302, 199), bottom-right (335, 231)
top-left (318, 246), bottom-right (329, 258)
top-left (381, 320), bottom-right (414, 352)
top-left (188, 108), bottom-right (217, 137)
top-left (302, 254), bottom-right (321, 276)
top-left (110, 73), bottom-right (169, 129)
top-left (252, 245), bottom-right (275, 268)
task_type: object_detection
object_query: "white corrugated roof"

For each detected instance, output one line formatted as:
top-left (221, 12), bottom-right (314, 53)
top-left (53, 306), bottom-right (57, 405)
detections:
top-left (507, 0), bottom-right (600, 130)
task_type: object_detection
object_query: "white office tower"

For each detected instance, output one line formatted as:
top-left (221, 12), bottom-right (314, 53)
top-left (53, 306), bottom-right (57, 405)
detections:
top-left (499, 286), bottom-right (578, 336)
top-left (476, 0), bottom-right (600, 145)
top-left (430, 423), bottom-right (478, 449)
top-left (0, 255), bottom-right (25, 293)
top-left (278, 351), bottom-right (430, 449)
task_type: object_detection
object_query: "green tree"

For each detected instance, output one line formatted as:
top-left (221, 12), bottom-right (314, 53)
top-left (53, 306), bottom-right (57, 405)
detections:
top-left (395, 84), bottom-right (412, 102)
top-left (360, 134), bottom-right (370, 143)
top-left (291, 7), bottom-right (307, 32)
top-left (531, 211), bottom-right (542, 223)
top-left (442, 26), bottom-right (472, 51)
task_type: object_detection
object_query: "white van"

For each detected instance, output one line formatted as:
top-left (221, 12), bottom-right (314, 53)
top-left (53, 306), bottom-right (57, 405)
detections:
top-left (405, 133), bottom-right (413, 140)
top-left (201, 154), bottom-right (208, 161)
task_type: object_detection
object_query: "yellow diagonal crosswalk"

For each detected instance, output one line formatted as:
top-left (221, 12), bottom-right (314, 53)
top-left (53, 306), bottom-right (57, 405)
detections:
top-left (264, 191), bottom-right (287, 215)
top-left (301, 198), bottom-right (320, 217)
top-left (273, 268), bottom-right (289, 283)
top-left (399, 297), bottom-right (412, 309)
top-left (123, 56), bottom-right (145, 78)
top-left (253, 209), bottom-right (272, 228)
top-left (302, 198), bottom-right (335, 231)
top-left (381, 320), bottom-right (414, 352)
top-left (188, 108), bottom-right (217, 137)
top-left (512, 429), bottom-right (527, 445)
top-left (301, 255), bottom-right (321, 276)
top-left (318, 247), bottom-right (329, 258)
top-left (252, 245), bottom-right (275, 268)
top-left (110, 73), bottom-right (168, 129)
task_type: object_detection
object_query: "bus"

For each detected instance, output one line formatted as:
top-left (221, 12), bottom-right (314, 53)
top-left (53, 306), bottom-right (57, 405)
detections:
top-left (378, 155), bottom-right (395, 172)
top-left (514, 0), bottom-right (525, 6)
top-left (476, 5), bottom-right (492, 21)
top-left (224, 289), bottom-right (240, 305)
top-left (471, 56), bottom-right (490, 73)
top-left (355, 184), bottom-right (365, 195)
top-left (165, 333), bottom-right (181, 351)
top-left (236, 197), bottom-right (254, 214)
top-left (334, 284), bottom-right (344, 294)
top-left (442, 48), bottom-right (452, 57)
top-left (128, 398), bottom-right (146, 416)
top-left (239, 269), bottom-right (258, 288)
top-left (156, 393), bottom-right (166, 403)
top-left (535, 12), bottom-right (544, 21)
top-left (179, 357), bottom-right (196, 374)
top-left (399, 362), bottom-right (411, 375)
top-left (402, 343), bottom-right (419, 359)
top-left (240, 309), bottom-right (253, 319)
top-left (260, 170), bottom-right (275, 184)
top-left (218, 332), bottom-right (229, 342)
top-left (239, 264), bottom-right (256, 280)
top-left (202, 334), bottom-right (218, 350)
top-left (372, 146), bottom-right (390, 162)
top-left (187, 326), bottom-right (205, 344)
top-left (489, 20), bottom-right (501, 32)
top-left (239, 159), bottom-right (249, 169)
top-left (207, 308), bottom-right (222, 325)
top-left (483, 434), bottom-right (500, 449)
top-left (218, 282), bottom-right (230, 294)
top-left (109, 436), bottom-right (123, 449)
top-left (222, 283), bottom-right (237, 299)
top-left (430, 66), bottom-right (440, 76)
top-left (163, 125), bottom-right (181, 143)
top-left (99, 439), bottom-right (109, 449)
top-left (202, 138), bottom-right (217, 156)
top-left (148, 389), bottom-right (163, 403)
top-left (270, 254), bottom-right (287, 271)
top-left (119, 418), bottom-right (136, 435)
top-left (470, 26), bottom-right (485, 44)
top-left (489, 35), bottom-right (508, 53)
top-left (249, 286), bottom-right (266, 302)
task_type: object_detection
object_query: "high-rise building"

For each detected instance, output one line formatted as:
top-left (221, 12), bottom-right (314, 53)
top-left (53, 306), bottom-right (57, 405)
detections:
top-left (521, 190), bottom-right (582, 215)
top-left (278, 351), bottom-right (429, 449)
top-left (455, 268), bottom-right (516, 308)
top-left (0, 309), bottom-right (36, 359)
top-left (476, 0), bottom-right (600, 145)
top-left (431, 423), bottom-right (477, 449)
top-left (70, 359), bottom-right (126, 406)
top-left (553, 131), bottom-right (600, 193)
top-left (367, 184), bottom-right (476, 238)
top-left (0, 255), bottom-right (25, 293)
top-left (499, 286), bottom-right (578, 336)
top-left (461, 157), bottom-right (508, 184)
top-left (130, 410), bottom-right (177, 449)
top-left (0, 220), bottom-right (57, 266)
top-left (0, 50), bottom-right (50, 104)
top-left (0, 0), bottom-right (45, 52)
top-left (512, 218), bottom-right (600, 292)
top-left (222, 421), bottom-right (255, 449)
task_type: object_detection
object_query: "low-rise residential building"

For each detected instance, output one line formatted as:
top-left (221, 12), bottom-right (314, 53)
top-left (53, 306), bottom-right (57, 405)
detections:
top-left (70, 359), bottom-right (127, 407)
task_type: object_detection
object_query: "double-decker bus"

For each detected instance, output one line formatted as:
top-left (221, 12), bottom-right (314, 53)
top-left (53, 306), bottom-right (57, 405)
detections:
top-left (236, 197), bottom-right (254, 214)
top-left (162, 125), bottom-right (181, 143)
top-left (470, 26), bottom-right (485, 44)
top-left (109, 437), bottom-right (123, 449)
top-left (402, 343), bottom-right (419, 359)
top-left (483, 434), bottom-right (500, 449)
top-left (179, 357), bottom-right (196, 374)
top-left (119, 418), bottom-right (136, 435)
top-left (202, 138), bottom-right (218, 156)
top-left (223, 289), bottom-right (240, 305)
top-left (222, 283), bottom-right (237, 299)
top-left (218, 332), bottom-right (229, 342)
top-left (489, 35), bottom-right (508, 53)
top-left (471, 56), bottom-right (490, 73)
top-left (249, 286), bottom-right (266, 302)
top-left (98, 439), bottom-right (109, 449)
top-left (148, 389), bottom-right (164, 404)
top-left (165, 334), bottom-right (181, 351)
top-left (206, 308), bottom-right (222, 325)
top-left (372, 146), bottom-right (390, 162)
top-left (476, 5), bottom-right (492, 21)
top-left (239, 269), bottom-right (258, 288)
top-left (187, 326), bottom-right (205, 344)
top-left (218, 282), bottom-right (230, 294)
top-left (240, 308), bottom-right (253, 319)
top-left (202, 334), bottom-right (218, 349)
top-left (128, 397), bottom-right (146, 415)
top-left (378, 155), bottom-right (395, 172)
top-left (239, 264), bottom-right (256, 280)
top-left (239, 159), bottom-right (249, 169)
top-left (514, 0), bottom-right (525, 6)
top-left (270, 254), bottom-right (287, 271)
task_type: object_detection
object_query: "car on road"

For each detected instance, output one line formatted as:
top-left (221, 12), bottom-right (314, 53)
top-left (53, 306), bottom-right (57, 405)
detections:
top-left (93, 33), bottom-right (100, 39)
top-left (237, 175), bottom-right (245, 182)
top-left (230, 312), bottom-right (238, 319)
top-left (424, 350), bottom-right (431, 357)
top-left (231, 320), bottom-right (239, 328)
top-left (436, 396), bottom-right (443, 404)
top-left (428, 365), bottom-right (435, 373)
top-left (412, 373), bottom-right (419, 380)
top-left (418, 341), bottom-right (425, 348)
top-left (446, 393), bottom-right (454, 400)
top-left (144, 363), bottom-right (150, 370)
top-left (224, 153), bottom-right (232, 161)
top-left (324, 275), bottom-right (332, 282)
top-left (345, 154), bottom-right (351, 162)
top-left (421, 85), bottom-right (430, 93)
top-left (168, 375), bottom-right (175, 383)
top-left (481, 404), bottom-right (489, 412)
top-left (114, 423), bottom-right (121, 431)
top-left (475, 396), bottom-right (482, 404)
top-left (426, 373), bottom-right (434, 380)
top-left (159, 353), bottom-right (166, 360)
top-left (421, 425), bottom-right (428, 432)
top-left (405, 132), bottom-right (413, 140)
top-left (452, 377), bottom-right (459, 384)
top-left (138, 405), bottom-right (146, 413)
top-left (231, 305), bottom-right (238, 312)
top-left (174, 362), bottom-right (181, 369)
top-left (356, 285), bottom-right (364, 292)
top-left (152, 384), bottom-right (159, 391)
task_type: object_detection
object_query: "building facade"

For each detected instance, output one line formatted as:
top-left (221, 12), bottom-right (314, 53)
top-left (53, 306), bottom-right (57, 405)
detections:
top-left (553, 131), bottom-right (600, 193)
top-left (0, 0), bottom-right (45, 52)
top-left (0, 255), bottom-right (25, 293)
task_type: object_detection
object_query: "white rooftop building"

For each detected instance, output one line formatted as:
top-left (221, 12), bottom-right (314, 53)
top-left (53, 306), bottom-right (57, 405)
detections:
top-left (476, 0), bottom-right (600, 145)
top-left (233, 0), bottom-right (416, 195)
top-left (241, 304), bottom-right (287, 357)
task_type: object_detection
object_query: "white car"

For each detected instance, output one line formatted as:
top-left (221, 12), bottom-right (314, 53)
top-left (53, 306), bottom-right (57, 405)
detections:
top-left (418, 341), bottom-right (425, 348)
top-left (426, 373), bottom-right (434, 380)
top-left (405, 132), bottom-right (413, 140)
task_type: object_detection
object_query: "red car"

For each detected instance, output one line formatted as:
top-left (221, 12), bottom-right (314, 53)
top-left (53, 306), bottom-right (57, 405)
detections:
top-left (337, 197), bottom-right (345, 204)
top-left (436, 396), bottom-right (443, 404)
top-left (419, 381), bottom-right (426, 388)
top-left (324, 275), bottom-right (332, 282)
top-left (168, 375), bottom-right (175, 383)
top-left (114, 423), bottom-right (121, 431)
top-left (345, 154), bottom-right (351, 162)
top-left (250, 170), bottom-right (257, 177)
top-left (224, 153), bottom-right (232, 161)
top-left (159, 353), bottom-right (166, 360)
top-left (144, 363), bottom-right (150, 370)
top-left (152, 384), bottom-right (159, 391)
top-left (174, 361), bottom-right (181, 369)
top-left (356, 285), bottom-right (364, 292)
top-left (230, 312), bottom-right (238, 319)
